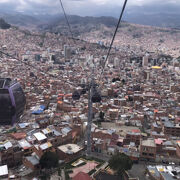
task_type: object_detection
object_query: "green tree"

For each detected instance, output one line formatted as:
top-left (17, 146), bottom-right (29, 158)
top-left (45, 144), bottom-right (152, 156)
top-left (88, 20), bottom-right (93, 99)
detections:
top-left (40, 151), bottom-right (59, 169)
top-left (109, 153), bottom-right (133, 176)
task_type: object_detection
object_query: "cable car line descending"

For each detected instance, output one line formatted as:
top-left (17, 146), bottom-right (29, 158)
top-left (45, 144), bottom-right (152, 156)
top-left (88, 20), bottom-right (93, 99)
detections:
top-left (59, 0), bottom-right (76, 45)
top-left (100, 0), bottom-right (128, 79)
top-left (0, 0), bottom-right (129, 154)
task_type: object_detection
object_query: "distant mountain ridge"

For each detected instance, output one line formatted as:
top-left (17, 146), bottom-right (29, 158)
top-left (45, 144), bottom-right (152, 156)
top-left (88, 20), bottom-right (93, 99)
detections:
top-left (44, 16), bottom-right (126, 38)
top-left (55, 15), bottom-right (118, 27)
top-left (38, 15), bottom-right (120, 35)
top-left (125, 12), bottom-right (180, 29)
top-left (0, 12), bottom-right (180, 30)
top-left (0, 13), bottom-right (40, 27)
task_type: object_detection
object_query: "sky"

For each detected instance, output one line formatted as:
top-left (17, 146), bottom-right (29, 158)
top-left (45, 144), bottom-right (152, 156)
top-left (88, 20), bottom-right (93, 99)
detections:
top-left (0, 0), bottom-right (180, 16)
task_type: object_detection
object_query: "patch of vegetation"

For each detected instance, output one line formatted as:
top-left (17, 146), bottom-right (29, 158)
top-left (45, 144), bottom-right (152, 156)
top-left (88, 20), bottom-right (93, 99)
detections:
top-left (39, 175), bottom-right (50, 180)
top-left (109, 153), bottom-right (133, 176)
top-left (40, 151), bottom-right (59, 169)
top-left (6, 128), bottom-right (16, 134)
top-left (0, 18), bottom-right (11, 29)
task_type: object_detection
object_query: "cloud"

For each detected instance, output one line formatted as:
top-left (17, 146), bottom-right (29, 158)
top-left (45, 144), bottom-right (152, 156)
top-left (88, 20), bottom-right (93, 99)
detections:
top-left (0, 0), bottom-right (180, 16)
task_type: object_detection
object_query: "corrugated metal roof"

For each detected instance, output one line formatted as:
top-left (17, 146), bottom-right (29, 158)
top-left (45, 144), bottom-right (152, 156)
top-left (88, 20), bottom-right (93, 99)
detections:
top-left (42, 128), bottom-right (51, 135)
top-left (52, 129), bottom-right (62, 136)
top-left (26, 156), bottom-right (39, 165)
top-left (33, 132), bottom-right (47, 141)
top-left (18, 139), bottom-right (32, 149)
top-left (61, 127), bottom-right (72, 135)
top-left (0, 141), bottom-right (12, 150)
top-left (40, 142), bottom-right (52, 150)
top-left (0, 165), bottom-right (8, 176)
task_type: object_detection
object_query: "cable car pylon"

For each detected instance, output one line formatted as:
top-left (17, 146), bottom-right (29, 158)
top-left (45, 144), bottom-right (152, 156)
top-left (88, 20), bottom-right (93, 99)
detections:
top-left (87, 78), bottom-right (93, 156)
top-left (71, 65), bottom-right (101, 156)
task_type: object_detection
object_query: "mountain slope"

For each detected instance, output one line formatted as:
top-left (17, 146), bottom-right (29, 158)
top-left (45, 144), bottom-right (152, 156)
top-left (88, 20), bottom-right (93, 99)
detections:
top-left (38, 15), bottom-right (122, 36)
top-left (0, 18), bottom-right (11, 29)
top-left (1, 12), bottom-right (180, 29)
top-left (125, 13), bottom-right (180, 29)
top-left (0, 13), bottom-right (40, 27)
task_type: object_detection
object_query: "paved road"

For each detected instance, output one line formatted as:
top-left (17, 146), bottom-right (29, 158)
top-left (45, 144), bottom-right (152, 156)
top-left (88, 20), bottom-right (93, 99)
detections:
top-left (128, 163), bottom-right (147, 180)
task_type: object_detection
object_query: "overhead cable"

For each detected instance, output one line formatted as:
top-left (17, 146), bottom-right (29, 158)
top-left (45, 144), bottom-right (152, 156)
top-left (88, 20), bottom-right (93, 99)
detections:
top-left (59, 0), bottom-right (76, 44)
top-left (100, 0), bottom-right (128, 78)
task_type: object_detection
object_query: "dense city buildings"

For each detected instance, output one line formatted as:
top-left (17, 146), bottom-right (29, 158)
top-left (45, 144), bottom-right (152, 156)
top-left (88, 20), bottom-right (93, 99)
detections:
top-left (0, 18), bottom-right (179, 180)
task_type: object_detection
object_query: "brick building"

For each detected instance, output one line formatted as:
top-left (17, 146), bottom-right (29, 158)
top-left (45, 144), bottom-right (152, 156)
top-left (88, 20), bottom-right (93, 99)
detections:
top-left (140, 139), bottom-right (156, 161)
top-left (23, 155), bottom-right (40, 170)
top-left (33, 142), bottom-right (53, 158)
top-left (57, 144), bottom-right (83, 162)
top-left (0, 141), bottom-right (23, 167)
top-left (124, 130), bottom-right (141, 146)
top-left (163, 122), bottom-right (180, 137)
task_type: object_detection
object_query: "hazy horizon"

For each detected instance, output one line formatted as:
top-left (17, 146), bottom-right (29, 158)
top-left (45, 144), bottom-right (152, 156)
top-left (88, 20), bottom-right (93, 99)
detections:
top-left (0, 0), bottom-right (180, 17)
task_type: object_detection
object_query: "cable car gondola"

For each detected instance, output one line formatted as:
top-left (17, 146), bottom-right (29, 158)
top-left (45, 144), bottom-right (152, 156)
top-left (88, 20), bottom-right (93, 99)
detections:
top-left (91, 88), bottom-right (101, 103)
top-left (0, 78), bottom-right (26, 125)
top-left (72, 90), bottom-right (80, 100)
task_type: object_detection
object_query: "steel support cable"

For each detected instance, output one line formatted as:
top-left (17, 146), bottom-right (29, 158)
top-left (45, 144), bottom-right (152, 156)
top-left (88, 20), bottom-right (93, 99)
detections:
top-left (99, 0), bottom-right (128, 81)
top-left (59, 0), bottom-right (76, 45)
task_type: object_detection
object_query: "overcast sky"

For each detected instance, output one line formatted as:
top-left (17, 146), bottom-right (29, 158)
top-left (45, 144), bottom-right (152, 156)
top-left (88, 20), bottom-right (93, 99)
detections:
top-left (0, 0), bottom-right (180, 16)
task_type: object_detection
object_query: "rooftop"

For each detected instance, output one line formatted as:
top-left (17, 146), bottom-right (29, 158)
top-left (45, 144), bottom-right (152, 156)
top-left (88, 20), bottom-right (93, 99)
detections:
top-left (142, 139), bottom-right (156, 147)
top-left (33, 132), bottom-right (47, 141)
top-left (26, 156), bottom-right (39, 166)
top-left (0, 165), bottom-right (8, 177)
top-left (39, 142), bottom-right (52, 150)
top-left (147, 165), bottom-right (180, 180)
top-left (18, 139), bottom-right (32, 149)
top-left (58, 144), bottom-right (83, 154)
